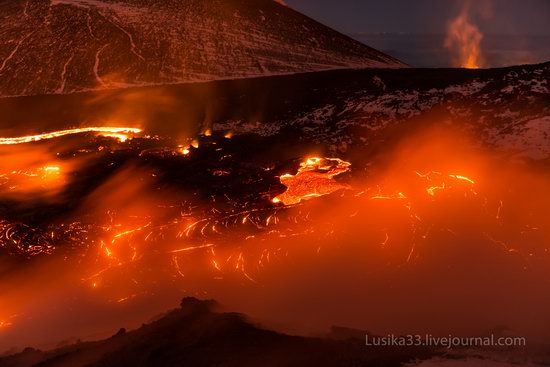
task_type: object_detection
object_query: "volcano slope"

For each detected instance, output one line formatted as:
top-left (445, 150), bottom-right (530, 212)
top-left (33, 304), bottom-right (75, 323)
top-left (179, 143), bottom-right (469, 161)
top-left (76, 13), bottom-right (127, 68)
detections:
top-left (0, 62), bottom-right (548, 259)
top-left (0, 62), bottom-right (548, 160)
top-left (0, 63), bottom-right (549, 358)
top-left (0, 0), bottom-right (404, 97)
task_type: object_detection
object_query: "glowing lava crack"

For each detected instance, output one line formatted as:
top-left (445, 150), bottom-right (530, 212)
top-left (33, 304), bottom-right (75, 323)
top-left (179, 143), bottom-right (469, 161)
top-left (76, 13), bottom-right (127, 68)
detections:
top-left (0, 127), bottom-right (142, 145)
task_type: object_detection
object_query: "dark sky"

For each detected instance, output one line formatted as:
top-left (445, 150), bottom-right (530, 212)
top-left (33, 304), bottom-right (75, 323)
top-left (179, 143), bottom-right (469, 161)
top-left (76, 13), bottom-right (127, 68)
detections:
top-left (284, 0), bottom-right (550, 67)
top-left (284, 0), bottom-right (550, 36)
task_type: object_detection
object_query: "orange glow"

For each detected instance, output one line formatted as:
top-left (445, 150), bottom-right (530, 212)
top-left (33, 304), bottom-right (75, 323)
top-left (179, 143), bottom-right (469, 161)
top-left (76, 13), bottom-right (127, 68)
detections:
top-left (1, 125), bottom-right (549, 350)
top-left (273, 157), bottom-right (351, 205)
top-left (170, 244), bottom-right (215, 253)
top-left (444, 7), bottom-right (484, 69)
top-left (0, 127), bottom-right (142, 145)
top-left (0, 164), bottom-right (67, 200)
top-left (43, 166), bottom-right (61, 174)
top-left (100, 133), bottom-right (131, 142)
top-left (449, 174), bottom-right (475, 184)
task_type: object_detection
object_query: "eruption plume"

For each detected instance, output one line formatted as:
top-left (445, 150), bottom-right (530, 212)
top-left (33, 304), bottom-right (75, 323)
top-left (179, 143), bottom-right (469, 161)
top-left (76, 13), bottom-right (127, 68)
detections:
top-left (445, 4), bottom-right (485, 69)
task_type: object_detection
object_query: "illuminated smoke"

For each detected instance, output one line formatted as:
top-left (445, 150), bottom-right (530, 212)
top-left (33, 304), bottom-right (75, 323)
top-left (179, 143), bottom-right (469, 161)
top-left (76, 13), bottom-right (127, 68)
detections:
top-left (1, 126), bottom-right (549, 350)
top-left (444, 4), bottom-right (484, 69)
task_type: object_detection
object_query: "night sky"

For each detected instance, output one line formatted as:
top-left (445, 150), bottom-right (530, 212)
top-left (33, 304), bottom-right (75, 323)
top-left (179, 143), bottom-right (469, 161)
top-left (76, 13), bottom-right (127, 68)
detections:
top-left (284, 0), bottom-right (550, 67)
top-left (284, 0), bottom-right (550, 35)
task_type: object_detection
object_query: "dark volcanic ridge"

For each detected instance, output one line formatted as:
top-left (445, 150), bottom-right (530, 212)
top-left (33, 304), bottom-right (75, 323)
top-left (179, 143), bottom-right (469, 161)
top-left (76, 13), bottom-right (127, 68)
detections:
top-left (0, 0), bottom-right (405, 97)
top-left (0, 298), bottom-right (437, 367)
top-left (3, 299), bottom-right (546, 367)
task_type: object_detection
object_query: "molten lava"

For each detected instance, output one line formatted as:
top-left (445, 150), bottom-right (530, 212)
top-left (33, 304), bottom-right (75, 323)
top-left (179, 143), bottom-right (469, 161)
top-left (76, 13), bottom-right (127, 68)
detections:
top-left (0, 127), bottom-right (142, 145)
top-left (1, 129), bottom-right (549, 350)
top-left (273, 157), bottom-right (351, 205)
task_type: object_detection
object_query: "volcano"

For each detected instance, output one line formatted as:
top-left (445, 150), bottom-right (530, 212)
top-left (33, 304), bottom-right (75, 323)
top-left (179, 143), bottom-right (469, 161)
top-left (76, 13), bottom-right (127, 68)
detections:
top-left (0, 63), bottom-right (548, 356)
top-left (1, 1), bottom-right (550, 364)
top-left (0, 0), bottom-right (404, 97)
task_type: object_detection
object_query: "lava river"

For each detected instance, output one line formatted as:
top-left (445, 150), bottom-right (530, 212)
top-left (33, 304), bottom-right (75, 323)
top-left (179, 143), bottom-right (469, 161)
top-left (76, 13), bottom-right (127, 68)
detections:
top-left (0, 126), bottom-right (549, 350)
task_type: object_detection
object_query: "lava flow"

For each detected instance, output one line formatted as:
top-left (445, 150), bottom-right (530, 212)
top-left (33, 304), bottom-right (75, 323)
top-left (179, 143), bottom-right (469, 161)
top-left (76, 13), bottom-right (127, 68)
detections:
top-left (0, 127), bottom-right (142, 145)
top-left (273, 157), bottom-right (351, 205)
top-left (0, 128), bottom-right (549, 350)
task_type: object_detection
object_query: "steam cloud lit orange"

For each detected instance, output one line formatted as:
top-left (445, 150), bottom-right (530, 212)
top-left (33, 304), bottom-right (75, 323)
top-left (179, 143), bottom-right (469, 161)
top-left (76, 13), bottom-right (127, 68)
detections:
top-left (1, 126), bottom-right (549, 351)
top-left (445, 6), bottom-right (484, 69)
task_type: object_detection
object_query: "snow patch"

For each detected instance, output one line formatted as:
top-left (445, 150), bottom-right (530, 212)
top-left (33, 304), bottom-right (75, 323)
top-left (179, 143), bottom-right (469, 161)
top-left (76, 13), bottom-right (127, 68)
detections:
top-left (486, 117), bottom-right (550, 159)
top-left (444, 80), bottom-right (487, 96)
